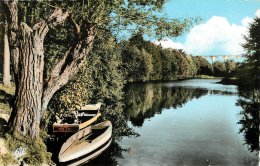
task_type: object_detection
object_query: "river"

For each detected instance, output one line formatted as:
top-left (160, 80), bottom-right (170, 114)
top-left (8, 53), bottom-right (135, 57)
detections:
top-left (111, 79), bottom-right (259, 166)
top-left (60, 79), bottom-right (259, 166)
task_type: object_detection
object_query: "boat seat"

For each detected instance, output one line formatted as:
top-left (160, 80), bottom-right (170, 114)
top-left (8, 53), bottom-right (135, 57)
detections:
top-left (77, 131), bottom-right (85, 140)
top-left (78, 114), bottom-right (96, 117)
top-left (85, 140), bottom-right (92, 143)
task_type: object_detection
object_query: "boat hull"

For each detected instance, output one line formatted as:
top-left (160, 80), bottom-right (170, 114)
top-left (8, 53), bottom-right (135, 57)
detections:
top-left (59, 120), bottom-right (112, 163)
top-left (65, 138), bottom-right (112, 166)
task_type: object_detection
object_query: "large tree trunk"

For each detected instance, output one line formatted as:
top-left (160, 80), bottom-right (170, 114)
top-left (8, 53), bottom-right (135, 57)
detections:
top-left (5, 2), bottom-right (96, 138)
top-left (8, 23), bottom-right (44, 138)
top-left (3, 31), bottom-right (11, 86)
top-left (5, 4), bottom-right (70, 138)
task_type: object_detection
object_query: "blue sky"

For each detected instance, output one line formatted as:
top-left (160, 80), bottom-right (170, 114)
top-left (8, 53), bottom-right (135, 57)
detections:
top-left (155, 0), bottom-right (260, 56)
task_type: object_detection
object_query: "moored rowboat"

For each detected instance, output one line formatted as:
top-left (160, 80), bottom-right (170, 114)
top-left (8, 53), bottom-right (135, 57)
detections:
top-left (53, 103), bottom-right (102, 133)
top-left (58, 120), bottom-right (112, 163)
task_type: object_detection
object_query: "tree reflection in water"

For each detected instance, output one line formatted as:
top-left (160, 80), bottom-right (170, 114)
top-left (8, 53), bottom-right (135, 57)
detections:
top-left (89, 83), bottom-right (211, 165)
top-left (123, 83), bottom-right (235, 127)
top-left (50, 82), bottom-right (259, 166)
top-left (237, 87), bottom-right (260, 154)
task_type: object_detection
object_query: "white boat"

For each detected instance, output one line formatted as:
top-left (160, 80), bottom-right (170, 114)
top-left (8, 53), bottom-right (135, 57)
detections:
top-left (65, 139), bottom-right (112, 166)
top-left (59, 120), bottom-right (112, 163)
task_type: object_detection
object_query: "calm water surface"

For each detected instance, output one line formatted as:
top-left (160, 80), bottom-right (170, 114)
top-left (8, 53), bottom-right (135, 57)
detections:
top-left (53, 79), bottom-right (259, 166)
top-left (115, 79), bottom-right (258, 166)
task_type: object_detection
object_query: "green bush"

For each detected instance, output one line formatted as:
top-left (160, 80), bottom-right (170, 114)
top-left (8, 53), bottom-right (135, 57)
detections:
top-left (5, 132), bottom-right (52, 165)
top-left (213, 61), bottom-right (226, 77)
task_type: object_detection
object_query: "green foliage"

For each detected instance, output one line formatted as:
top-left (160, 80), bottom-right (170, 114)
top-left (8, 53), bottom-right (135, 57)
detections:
top-left (241, 17), bottom-right (260, 86)
top-left (122, 35), bottom-right (199, 82)
top-left (224, 60), bottom-right (237, 74)
top-left (121, 44), bottom-right (153, 82)
top-left (0, 83), bottom-right (15, 114)
top-left (149, 48), bottom-right (163, 80)
top-left (161, 49), bottom-right (178, 80)
top-left (88, 35), bottom-right (125, 104)
top-left (172, 50), bottom-right (197, 79)
top-left (213, 61), bottom-right (226, 77)
top-left (185, 54), bottom-right (198, 77)
top-left (44, 21), bottom-right (76, 83)
top-left (13, 0), bottom-right (195, 39)
top-left (192, 56), bottom-right (213, 76)
top-left (0, 153), bottom-right (17, 166)
top-left (233, 63), bottom-right (254, 86)
top-left (48, 32), bottom-right (125, 118)
top-left (5, 133), bottom-right (52, 165)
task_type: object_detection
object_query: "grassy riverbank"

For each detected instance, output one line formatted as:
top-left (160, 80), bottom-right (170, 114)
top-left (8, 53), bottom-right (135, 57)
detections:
top-left (0, 83), bottom-right (15, 114)
top-left (0, 83), bottom-right (16, 165)
top-left (0, 83), bottom-right (52, 166)
top-left (195, 75), bottom-right (223, 79)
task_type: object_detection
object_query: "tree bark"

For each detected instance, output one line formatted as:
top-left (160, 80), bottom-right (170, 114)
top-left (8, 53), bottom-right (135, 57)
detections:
top-left (3, 31), bottom-right (11, 86)
top-left (6, 5), bottom-right (69, 138)
top-left (5, 1), bottom-right (19, 81)
top-left (8, 23), bottom-right (44, 137)
top-left (5, 1), bottom-right (95, 138)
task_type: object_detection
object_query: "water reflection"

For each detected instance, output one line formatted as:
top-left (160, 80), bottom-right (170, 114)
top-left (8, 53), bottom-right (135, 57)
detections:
top-left (124, 82), bottom-right (237, 127)
top-left (49, 79), bottom-right (259, 165)
top-left (116, 80), bottom-right (258, 166)
top-left (237, 87), bottom-right (260, 153)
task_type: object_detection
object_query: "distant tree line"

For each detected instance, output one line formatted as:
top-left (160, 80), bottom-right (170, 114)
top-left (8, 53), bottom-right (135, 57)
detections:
top-left (120, 34), bottom-right (237, 82)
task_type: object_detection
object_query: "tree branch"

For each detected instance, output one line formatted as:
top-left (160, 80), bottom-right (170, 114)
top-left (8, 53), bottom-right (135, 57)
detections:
top-left (42, 26), bottom-right (96, 113)
top-left (33, 8), bottom-right (69, 39)
top-left (70, 17), bottom-right (81, 34)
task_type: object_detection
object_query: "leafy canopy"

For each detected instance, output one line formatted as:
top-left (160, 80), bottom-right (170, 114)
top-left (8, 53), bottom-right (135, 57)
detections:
top-left (13, 0), bottom-right (197, 39)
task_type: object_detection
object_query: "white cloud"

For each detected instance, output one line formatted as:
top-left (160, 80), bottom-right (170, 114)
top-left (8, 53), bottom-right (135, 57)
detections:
top-left (186, 16), bottom-right (248, 55)
top-left (242, 17), bottom-right (253, 27)
top-left (154, 9), bottom-right (260, 55)
top-left (153, 38), bottom-right (184, 50)
top-left (255, 9), bottom-right (260, 17)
